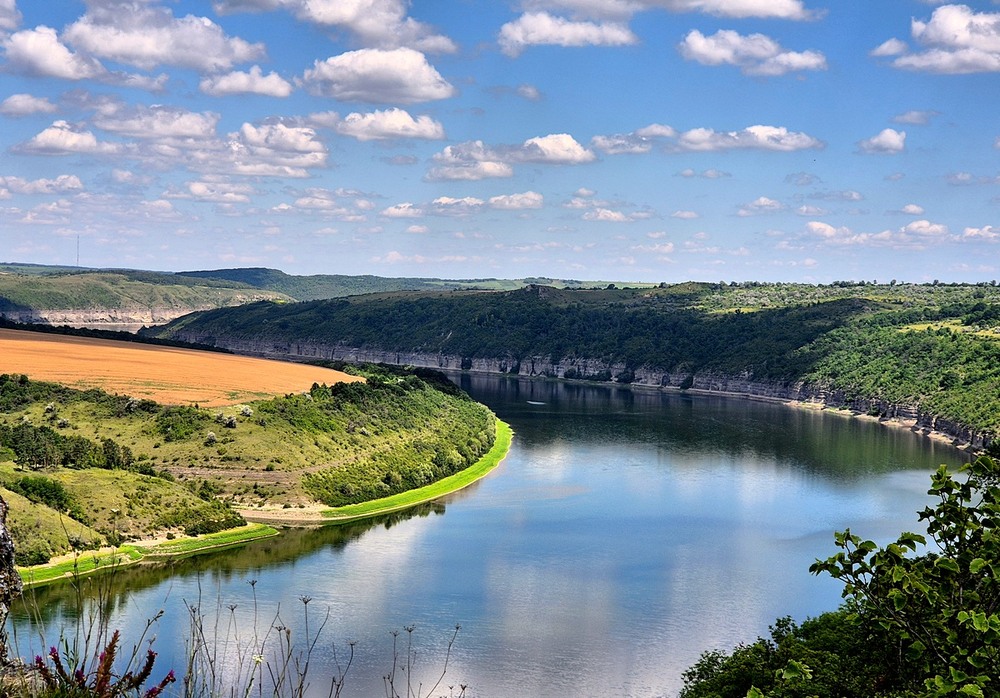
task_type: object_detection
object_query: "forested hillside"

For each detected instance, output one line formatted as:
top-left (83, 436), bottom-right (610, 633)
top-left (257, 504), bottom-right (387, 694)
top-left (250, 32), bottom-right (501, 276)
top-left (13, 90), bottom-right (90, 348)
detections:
top-left (147, 281), bottom-right (1000, 443)
top-left (0, 366), bottom-right (496, 564)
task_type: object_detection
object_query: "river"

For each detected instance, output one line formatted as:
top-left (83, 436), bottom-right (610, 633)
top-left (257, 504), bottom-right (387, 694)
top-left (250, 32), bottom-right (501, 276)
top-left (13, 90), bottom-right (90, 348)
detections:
top-left (9, 375), bottom-right (970, 697)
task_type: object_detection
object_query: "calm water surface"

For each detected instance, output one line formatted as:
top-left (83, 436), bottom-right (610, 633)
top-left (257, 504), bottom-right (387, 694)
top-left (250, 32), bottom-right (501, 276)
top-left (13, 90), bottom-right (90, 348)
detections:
top-left (11, 376), bottom-right (970, 697)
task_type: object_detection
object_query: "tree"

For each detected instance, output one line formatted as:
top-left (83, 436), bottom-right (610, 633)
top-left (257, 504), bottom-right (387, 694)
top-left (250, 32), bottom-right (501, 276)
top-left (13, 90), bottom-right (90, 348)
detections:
top-left (810, 455), bottom-right (1000, 697)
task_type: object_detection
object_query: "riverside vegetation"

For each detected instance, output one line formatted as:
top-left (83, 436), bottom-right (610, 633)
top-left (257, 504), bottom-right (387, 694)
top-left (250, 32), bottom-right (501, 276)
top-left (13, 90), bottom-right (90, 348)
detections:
top-left (146, 280), bottom-right (1000, 445)
top-left (0, 362), bottom-right (497, 567)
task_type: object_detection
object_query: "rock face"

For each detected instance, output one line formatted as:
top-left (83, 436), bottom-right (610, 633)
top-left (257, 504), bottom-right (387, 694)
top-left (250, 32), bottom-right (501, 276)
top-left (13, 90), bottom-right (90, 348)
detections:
top-left (1, 308), bottom-right (212, 332)
top-left (163, 332), bottom-right (996, 452)
top-left (0, 496), bottom-right (21, 664)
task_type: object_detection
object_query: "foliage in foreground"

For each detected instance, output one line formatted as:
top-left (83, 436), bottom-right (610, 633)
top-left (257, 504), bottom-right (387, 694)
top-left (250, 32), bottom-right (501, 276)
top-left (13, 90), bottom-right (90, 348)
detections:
top-left (681, 455), bottom-right (1000, 698)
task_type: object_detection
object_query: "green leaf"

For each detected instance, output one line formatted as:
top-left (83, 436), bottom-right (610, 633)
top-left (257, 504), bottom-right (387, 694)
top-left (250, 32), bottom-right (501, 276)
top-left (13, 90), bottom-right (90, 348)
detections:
top-left (935, 557), bottom-right (961, 573)
top-left (970, 557), bottom-right (988, 574)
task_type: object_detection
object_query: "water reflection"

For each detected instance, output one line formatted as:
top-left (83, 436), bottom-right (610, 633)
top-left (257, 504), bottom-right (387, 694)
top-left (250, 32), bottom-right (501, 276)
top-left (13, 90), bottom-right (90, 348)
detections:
top-left (10, 375), bottom-right (971, 698)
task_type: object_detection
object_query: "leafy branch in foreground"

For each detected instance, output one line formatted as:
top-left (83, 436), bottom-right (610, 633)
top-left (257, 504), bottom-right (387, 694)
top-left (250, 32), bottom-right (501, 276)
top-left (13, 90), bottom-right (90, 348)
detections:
top-left (810, 454), bottom-right (1000, 696)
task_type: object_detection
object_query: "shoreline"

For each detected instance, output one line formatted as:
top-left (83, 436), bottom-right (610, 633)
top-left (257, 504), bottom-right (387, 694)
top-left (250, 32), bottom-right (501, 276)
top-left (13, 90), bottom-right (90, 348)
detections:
top-left (15, 420), bottom-right (514, 585)
top-left (239, 419), bottom-right (513, 525)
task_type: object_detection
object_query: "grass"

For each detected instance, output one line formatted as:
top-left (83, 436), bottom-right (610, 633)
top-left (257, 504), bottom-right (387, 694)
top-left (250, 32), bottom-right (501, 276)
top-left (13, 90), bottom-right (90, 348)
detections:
top-left (17, 523), bottom-right (278, 588)
top-left (322, 420), bottom-right (512, 522)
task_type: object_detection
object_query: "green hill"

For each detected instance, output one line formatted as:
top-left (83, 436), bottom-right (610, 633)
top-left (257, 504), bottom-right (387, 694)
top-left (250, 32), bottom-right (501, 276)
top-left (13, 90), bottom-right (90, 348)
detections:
top-left (0, 366), bottom-right (496, 564)
top-left (175, 266), bottom-right (653, 301)
top-left (146, 281), bottom-right (1000, 443)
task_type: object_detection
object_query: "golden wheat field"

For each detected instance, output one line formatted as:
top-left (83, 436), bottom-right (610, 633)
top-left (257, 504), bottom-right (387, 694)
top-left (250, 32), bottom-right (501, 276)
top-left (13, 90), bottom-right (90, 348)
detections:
top-left (0, 328), bottom-right (362, 406)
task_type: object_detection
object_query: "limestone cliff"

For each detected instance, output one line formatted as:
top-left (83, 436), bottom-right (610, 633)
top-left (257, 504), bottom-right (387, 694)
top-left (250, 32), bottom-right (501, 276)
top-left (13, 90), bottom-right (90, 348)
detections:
top-left (157, 331), bottom-right (994, 452)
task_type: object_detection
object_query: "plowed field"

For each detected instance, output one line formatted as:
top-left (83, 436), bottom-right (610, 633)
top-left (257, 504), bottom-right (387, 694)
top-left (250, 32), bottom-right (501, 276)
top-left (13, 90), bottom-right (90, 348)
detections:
top-left (0, 328), bottom-right (361, 406)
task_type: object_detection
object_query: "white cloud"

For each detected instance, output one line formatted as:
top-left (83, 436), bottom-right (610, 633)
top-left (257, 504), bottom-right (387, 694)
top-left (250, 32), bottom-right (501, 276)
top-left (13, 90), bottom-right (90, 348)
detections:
top-left (18, 120), bottom-right (121, 155)
top-left (678, 29), bottom-right (826, 76)
top-left (738, 196), bottom-right (784, 216)
top-left (433, 196), bottom-right (485, 215)
top-left (302, 48), bottom-right (455, 103)
top-left (806, 219), bottom-right (949, 247)
top-left (516, 133), bottom-right (596, 163)
top-left (222, 122), bottom-right (328, 177)
top-left (517, 84), bottom-right (542, 101)
top-left (333, 108), bottom-right (445, 141)
top-left (200, 66), bottom-right (294, 97)
top-left (381, 202), bottom-right (424, 218)
top-left (0, 175), bottom-right (84, 194)
top-left (427, 141), bottom-right (514, 181)
top-left (489, 191), bottom-right (544, 209)
top-left (583, 207), bottom-right (631, 221)
top-left (901, 203), bottom-right (925, 215)
top-left (677, 124), bottom-right (823, 151)
top-left (0, 0), bottom-right (20, 31)
top-left (0, 93), bottom-right (57, 116)
top-left (214, 0), bottom-right (456, 53)
top-left (93, 105), bottom-right (220, 140)
top-left (871, 38), bottom-right (908, 57)
top-left (3, 26), bottom-right (105, 80)
top-left (671, 210), bottom-right (699, 219)
top-left (63, 1), bottom-right (265, 72)
top-left (881, 5), bottom-right (1000, 73)
top-left (795, 204), bottom-right (826, 216)
top-left (962, 225), bottom-right (1000, 241)
top-left (166, 179), bottom-right (254, 203)
top-left (592, 124), bottom-right (674, 154)
top-left (637, 0), bottom-right (817, 20)
top-left (858, 128), bottom-right (906, 153)
top-left (499, 12), bottom-right (637, 56)
top-left (892, 110), bottom-right (938, 125)
top-left (678, 168), bottom-right (731, 178)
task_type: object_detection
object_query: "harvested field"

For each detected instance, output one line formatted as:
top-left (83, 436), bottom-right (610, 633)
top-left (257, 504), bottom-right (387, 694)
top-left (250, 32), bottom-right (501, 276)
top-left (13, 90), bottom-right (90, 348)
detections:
top-left (0, 328), bottom-right (362, 406)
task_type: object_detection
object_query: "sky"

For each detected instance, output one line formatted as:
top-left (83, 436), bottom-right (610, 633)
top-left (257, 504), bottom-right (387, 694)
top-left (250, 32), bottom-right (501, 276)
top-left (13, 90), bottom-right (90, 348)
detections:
top-left (1, 1), bottom-right (1000, 283)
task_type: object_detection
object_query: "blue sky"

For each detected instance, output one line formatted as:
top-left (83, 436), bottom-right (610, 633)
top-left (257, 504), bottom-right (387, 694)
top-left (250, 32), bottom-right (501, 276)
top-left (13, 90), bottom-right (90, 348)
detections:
top-left (1, 0), bottom-right (1000, 283)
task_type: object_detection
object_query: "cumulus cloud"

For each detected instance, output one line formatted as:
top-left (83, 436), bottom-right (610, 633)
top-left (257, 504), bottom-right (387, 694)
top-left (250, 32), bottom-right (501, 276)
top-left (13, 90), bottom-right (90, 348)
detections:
top-left (62, 0), bottom-right (265, 72)
top-left (879, 5), bottom-right (1000, 73)
top-left (18, 120), bottom-right (121, 155)
top-left (516, 133), bottom-right (596, 163)
top-left (0, 93), bottom-right (57, 116)
top-left (432, 196), bottom-right (485, 215)
top-left (583, 207), bottom-right (632, 222)
top-left (381, 202), bottom-right (424, 218)
top-left (858, 128), bottom-right (906, 154)
top-left (489, 191), bottom-right (544, 209)
top-left (200, 66), bottom-right (294, 97)
top-left (427, 133), bottom-right (593, 180)
top-left (165, 179), bottom-right (254, 203)
top-left (427, 141), bottom-right (514, 181)
top-left (901, 203), bottom-right (925, 215)
top-left (671, 210), bottom-right (699, 219)
top-left (678, 168), bottom-right (731, 178)
top-left (134, 121), bottom-right (330, 179)
top-left (591, 124), bottom-right (675, 154)
top-left (871, 38), bottom-right (908, 57)
top-left (499, 12), bottom-right (637, 56)
top-left (213, 0), bottom-right (456, 53)
top-left (737, 196), bottom-right (784, 216)
top-left (92, 105), bottom-right (220, 140)
top-left (678, 29), bottom-right (826, 76)
top-left (0, 0), bottom-right (20, 31)
top-left (962, 225), bottom-right (1000, 241)
top-left (331, 108), bottom-right (445, 141)
top-left (892, 109), bottom-right (939, 125)
top-left (0, 175), bottom-right (84, 195)
top-left (3, 26), bottom-right (105, 80)
top-left (677, 124), bottom-right (823, 151)
top-left (302, 48), bottom-right (455, 103)
top-left (806, 219), bottom-right (950, 247)
top-left (644, 0), bottom-right (817, 19)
